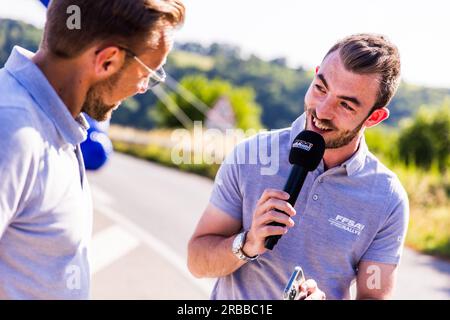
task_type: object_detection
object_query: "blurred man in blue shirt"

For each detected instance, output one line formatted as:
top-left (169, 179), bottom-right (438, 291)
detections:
top-left (0, 0), bottom-right (185, 299)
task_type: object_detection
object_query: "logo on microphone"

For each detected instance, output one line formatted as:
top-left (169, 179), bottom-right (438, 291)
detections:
top-left (292, 139), bottom-right (313, 152)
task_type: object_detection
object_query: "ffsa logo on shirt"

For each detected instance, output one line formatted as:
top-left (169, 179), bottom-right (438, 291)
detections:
top-left (328, 215), bottom-right (365, 236)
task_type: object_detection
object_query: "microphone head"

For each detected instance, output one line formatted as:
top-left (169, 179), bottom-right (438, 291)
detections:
top-left (289, 130), bottom-right (325, 171)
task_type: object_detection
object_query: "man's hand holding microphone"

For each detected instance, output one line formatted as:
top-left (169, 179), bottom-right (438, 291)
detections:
top-left (243, 188), bottom-right (296, 258)
top-left (242, 130), bottom-right (327, 300)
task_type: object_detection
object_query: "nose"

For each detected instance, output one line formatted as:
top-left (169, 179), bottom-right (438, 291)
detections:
top-left (315, 96), bottom-right (335, 120)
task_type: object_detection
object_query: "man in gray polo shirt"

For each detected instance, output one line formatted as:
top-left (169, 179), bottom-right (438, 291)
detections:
top-left (188, 34), bottom-right (409, 300)
top-left (0, 0), bottom-right (185, 299)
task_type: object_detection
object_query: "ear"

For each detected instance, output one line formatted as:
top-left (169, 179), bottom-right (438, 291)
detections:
top-left (93, 46), bottom-right (126, 80)
top-left (364, 107), bottom-right (389, 128)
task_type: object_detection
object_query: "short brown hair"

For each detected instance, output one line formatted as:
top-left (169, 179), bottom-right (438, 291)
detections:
top-left (42, 0), bottom-right (185, 58)
top-left (325, 33), bottom-right (401, 111)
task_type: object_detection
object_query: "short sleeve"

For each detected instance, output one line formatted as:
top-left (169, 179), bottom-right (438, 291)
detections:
top-left (209, 146), bottom-right (243, 221)
top-left (361, 186), bottom-right (409, 265)
top-left (0, 108), bottom-right (41, 239)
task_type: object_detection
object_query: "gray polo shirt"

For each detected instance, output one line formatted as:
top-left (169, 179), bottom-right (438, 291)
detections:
top-left (0, 46), bottom-right (92, 299)
top-left (209, 113), bottom-right (409, 300)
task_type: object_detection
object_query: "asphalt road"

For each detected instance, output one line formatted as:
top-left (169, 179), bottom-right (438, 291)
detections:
top-left (87, 152), bottom-right (450, 300)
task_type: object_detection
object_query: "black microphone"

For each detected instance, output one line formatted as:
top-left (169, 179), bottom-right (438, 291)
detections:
top-left (264, 130), bottom-right (325, 250)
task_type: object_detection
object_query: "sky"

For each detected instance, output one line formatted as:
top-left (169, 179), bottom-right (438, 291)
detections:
top-left (1, 0), bottom-right (449, 89)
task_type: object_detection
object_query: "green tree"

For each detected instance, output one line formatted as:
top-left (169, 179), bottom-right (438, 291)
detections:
top-left (398, 102), bottom-right (450, 171)
top-left (0, 19), bottom-right (42, 65)
top-left (364, 125), bottom-right (399, 164)
top-left (151, 75), bottom-right (263, 130)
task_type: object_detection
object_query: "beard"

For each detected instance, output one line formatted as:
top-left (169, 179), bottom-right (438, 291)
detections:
top-left (305, 104), bottom-right (367, 149)
top-left (81, 66), bottom-right (125, 122)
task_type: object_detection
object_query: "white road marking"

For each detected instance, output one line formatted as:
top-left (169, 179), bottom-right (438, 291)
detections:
top-left (91, 225), bottom-right (140, 274)
top-left (91, 197), bottom-right (215, 296)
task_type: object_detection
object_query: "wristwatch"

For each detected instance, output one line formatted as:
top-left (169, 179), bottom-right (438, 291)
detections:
top-left (232, 231), bottom-right (259, 261)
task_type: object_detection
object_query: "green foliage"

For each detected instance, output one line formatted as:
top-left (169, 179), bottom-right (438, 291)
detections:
top-left (365, 107), bottom-right (450, 258)
top-left (364, 125), bottom-right (399, 164)
top-left (407, 206), bottom-right (450, 258)
top-left (113, 141), bottom-right (220, 180)
top-left (170, 51), bottom-right (215, 71)
top-left (201, 53), bottom-right (312, 129)
top-left (365, 101), bottom-right (450, 173)
top-left (389, 82), bottom-right (450, 125)
top-left (398, 103), bottom-right (450, 171)
top-left (0, 19), bottom-right (42, 65)
top-left (394, 162), bottom-right (450, 258)
top-left (2, 18), bottom-right (450, 131)
top-left (151, 74), bottom-right (263, 130)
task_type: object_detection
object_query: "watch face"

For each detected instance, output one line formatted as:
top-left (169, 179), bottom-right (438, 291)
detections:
top-left (232, 232), bottom-right (244, 254)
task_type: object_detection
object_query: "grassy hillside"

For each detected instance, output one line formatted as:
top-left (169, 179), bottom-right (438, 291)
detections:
top-left (1, 18), bottom-right (449, 130)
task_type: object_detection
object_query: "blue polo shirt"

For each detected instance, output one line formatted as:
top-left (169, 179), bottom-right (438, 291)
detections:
top-left (0, 46), bottom-right (92, 299)
top-left (209, 113), bottom-right (409, 300)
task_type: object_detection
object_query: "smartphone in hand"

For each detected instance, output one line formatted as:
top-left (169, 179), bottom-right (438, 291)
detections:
top-left (283, 266), bottom-right (306, 300)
